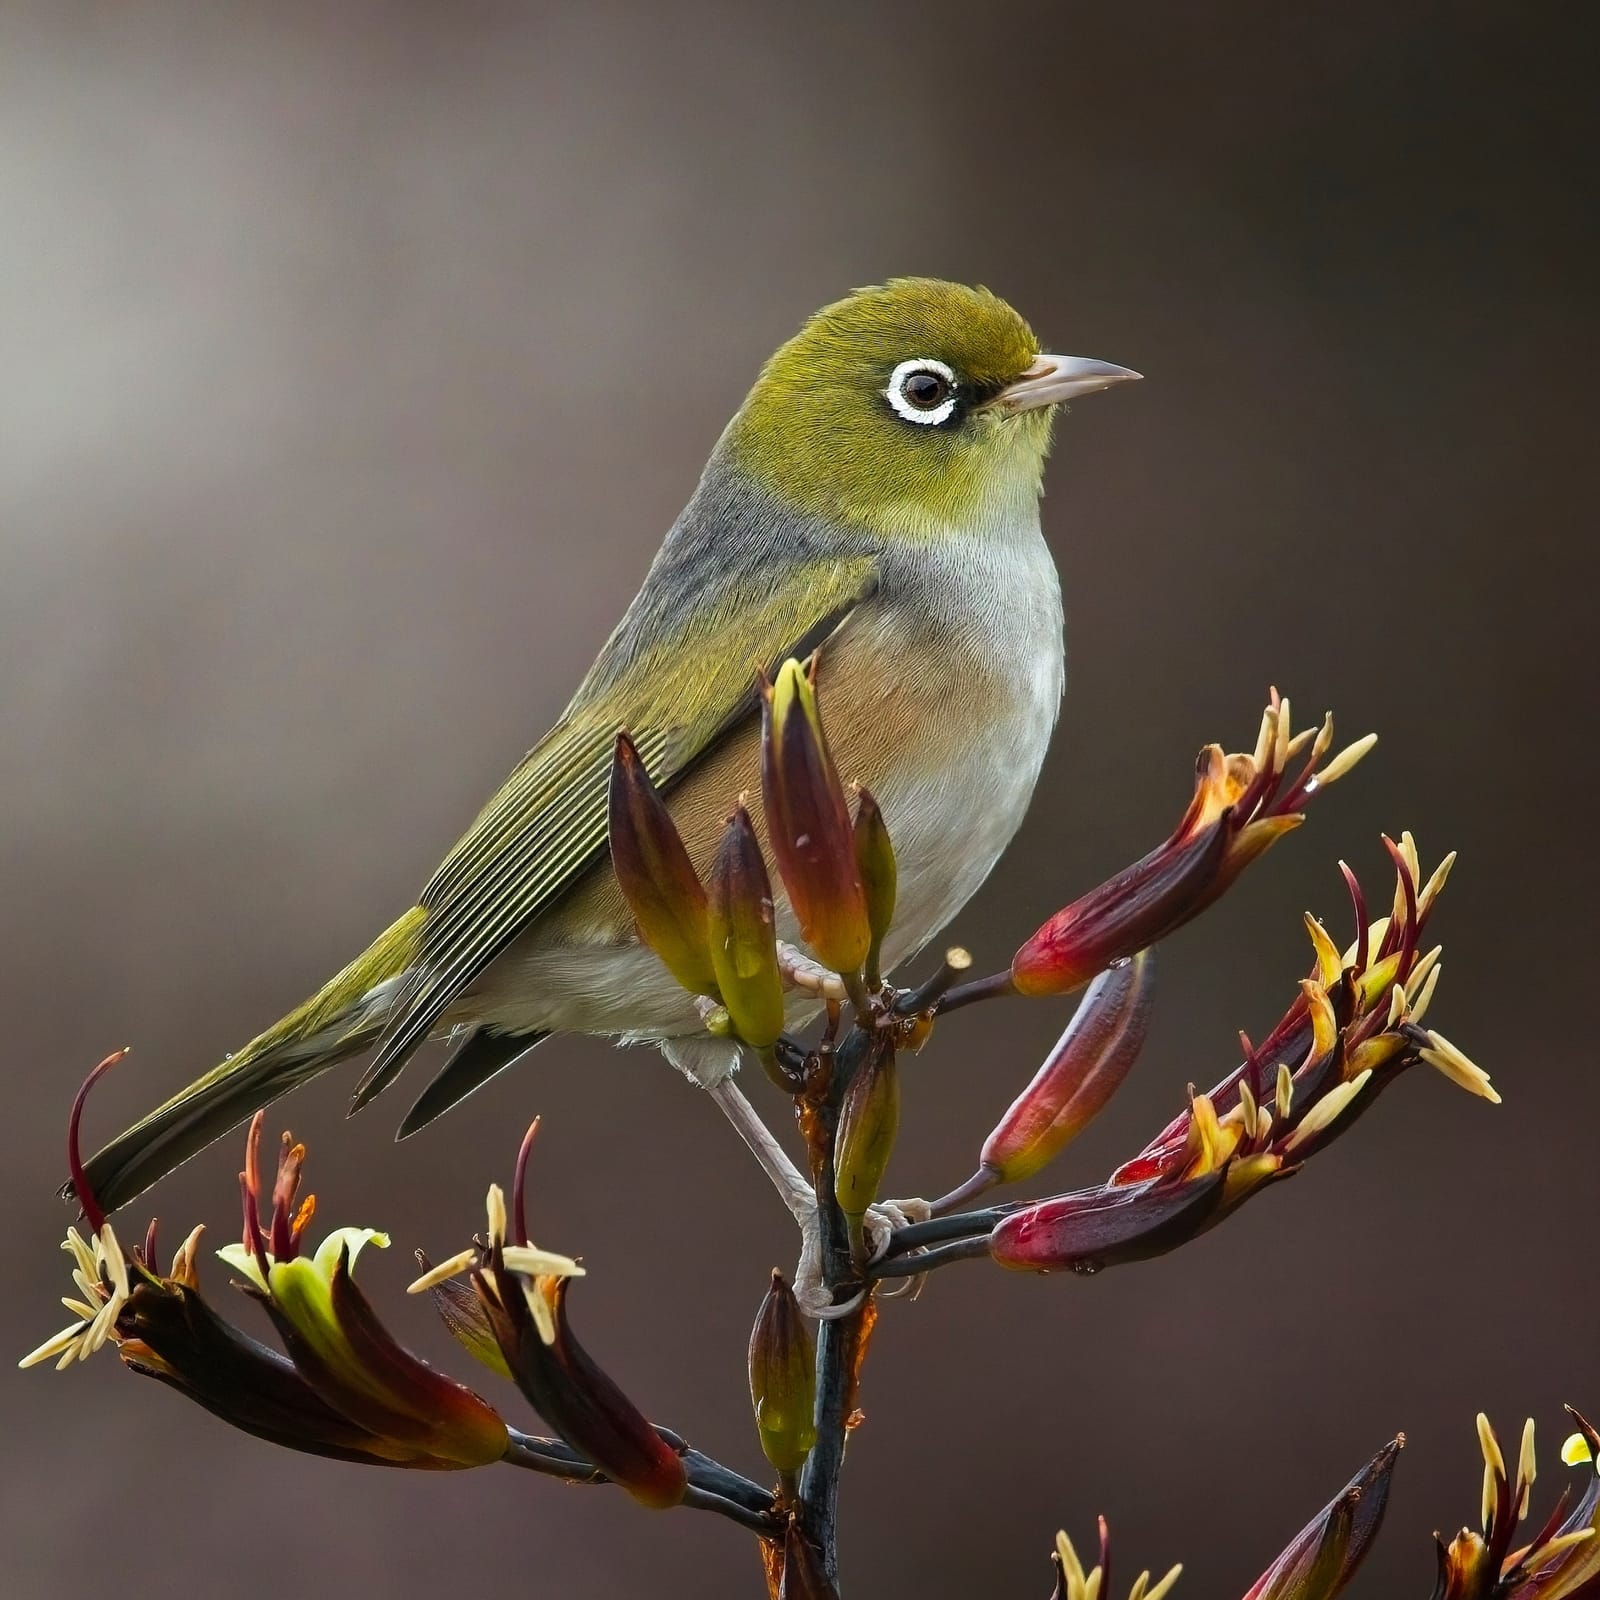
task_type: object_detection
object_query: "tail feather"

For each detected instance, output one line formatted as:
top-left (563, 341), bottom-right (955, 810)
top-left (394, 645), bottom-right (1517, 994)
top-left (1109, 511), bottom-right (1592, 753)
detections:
top-left (77, 907), bottom-right (426, 1216)
top-left (395, 1027), bottom-right (549, 1142)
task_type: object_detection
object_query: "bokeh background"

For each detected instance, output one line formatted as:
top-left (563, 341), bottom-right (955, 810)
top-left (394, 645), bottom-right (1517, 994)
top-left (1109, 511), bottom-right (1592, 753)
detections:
top-left (3, 3), bottom-right (1595, 1596)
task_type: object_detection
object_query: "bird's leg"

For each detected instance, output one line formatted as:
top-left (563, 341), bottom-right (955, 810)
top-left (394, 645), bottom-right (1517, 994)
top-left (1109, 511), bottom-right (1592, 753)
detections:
top-left (706, 1077), bottom-right (814, 1227)
top-left (702, 1078), bottom-right (858, 1318)
top-left (695, 1051), bottom-right (922, 1317)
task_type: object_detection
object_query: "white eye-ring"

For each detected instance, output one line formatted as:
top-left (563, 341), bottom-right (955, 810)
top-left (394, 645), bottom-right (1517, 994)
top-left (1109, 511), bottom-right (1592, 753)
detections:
top-left (885, 358), bottom-right (959, 426)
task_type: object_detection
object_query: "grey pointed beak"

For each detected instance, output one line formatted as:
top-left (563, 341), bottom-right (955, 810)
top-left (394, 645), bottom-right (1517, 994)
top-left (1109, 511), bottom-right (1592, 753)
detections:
top-left (987, 352), bottom-right (1143, 413)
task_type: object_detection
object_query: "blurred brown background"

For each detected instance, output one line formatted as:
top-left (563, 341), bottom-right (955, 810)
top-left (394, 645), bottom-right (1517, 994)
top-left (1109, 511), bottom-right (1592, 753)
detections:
top-left (2, 3), bottom-right (1594, 1596)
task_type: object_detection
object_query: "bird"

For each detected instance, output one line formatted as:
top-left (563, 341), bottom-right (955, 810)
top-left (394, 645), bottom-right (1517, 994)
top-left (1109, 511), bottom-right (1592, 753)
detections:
top-left (80, 277), bottom-right (1140, 1217)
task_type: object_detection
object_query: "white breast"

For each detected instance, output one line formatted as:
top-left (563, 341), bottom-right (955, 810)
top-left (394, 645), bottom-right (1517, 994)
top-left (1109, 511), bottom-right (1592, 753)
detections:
top-left (868, 518), bottom-right (1065, 972)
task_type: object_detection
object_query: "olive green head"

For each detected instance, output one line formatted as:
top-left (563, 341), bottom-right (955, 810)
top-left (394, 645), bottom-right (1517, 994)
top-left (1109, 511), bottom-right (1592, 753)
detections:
top-left (725, 278), bottom-right (1139, 540)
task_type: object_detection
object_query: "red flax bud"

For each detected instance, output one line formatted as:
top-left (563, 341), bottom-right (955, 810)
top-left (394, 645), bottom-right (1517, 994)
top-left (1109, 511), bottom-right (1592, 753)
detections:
top-left (608, 730), bottom-right (719, 999)
top-left (762, 657), bottom-right (871, 980)
top-left (479, 1265), bottom-right (686, 1507)
top-left (25, 1056), bottom-right (509, 1470)
top-left (457, 1127), bottom-right (687, 1508)
top-left (851, 786), bottom-right (897, 986)
top-left (748, 1270), bottom-right (817, 1476)
top-left (988, 1167), bottom-right (1228, 1273)
top-left (979, 951), bottom-right (1155, 1187)
top-left (1012, 693), bottom-right (1375, 998)
top-left (834, 1041), bottom-right (900, 1241)
top-left (707, 806), bottom-right (787, 1050)
top-left (1241, 1437), bottom-right (1400, 1599)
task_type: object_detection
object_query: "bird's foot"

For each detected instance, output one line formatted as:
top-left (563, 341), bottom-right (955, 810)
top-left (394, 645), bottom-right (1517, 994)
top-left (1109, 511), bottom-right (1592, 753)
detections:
top-left (776, 941), bottom-right (848, 1003)
top-left (790, 1196), bottom-right (932, 1319)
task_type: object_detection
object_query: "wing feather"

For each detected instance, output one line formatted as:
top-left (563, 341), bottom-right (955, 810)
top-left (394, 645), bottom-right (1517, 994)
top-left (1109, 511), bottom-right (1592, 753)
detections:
top-left (352, 551), bottom-right (876, 1106)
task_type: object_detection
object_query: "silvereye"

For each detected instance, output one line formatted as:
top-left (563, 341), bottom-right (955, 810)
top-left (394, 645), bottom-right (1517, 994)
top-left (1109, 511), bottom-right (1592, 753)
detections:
top-left (83, 278), bottom-right (1139, 1214)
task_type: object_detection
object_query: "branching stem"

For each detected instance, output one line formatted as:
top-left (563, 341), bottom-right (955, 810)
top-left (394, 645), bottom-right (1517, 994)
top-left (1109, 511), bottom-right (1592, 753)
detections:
top-left (932, 969), bottom-right (1019, 1016)
top-left (794, 1024), bottom-right (876, 1589)
top-left (503, 1428), bottom-right (781, 1536)
top-left (880, 1206), bottom-right (1012, 1259)
top-left (868, 1236), bottom-right (992, 1280)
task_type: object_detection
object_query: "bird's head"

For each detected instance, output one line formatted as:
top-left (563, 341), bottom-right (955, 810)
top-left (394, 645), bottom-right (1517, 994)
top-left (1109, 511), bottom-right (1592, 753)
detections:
top-left (727, 278), bottom-right (1139, 541)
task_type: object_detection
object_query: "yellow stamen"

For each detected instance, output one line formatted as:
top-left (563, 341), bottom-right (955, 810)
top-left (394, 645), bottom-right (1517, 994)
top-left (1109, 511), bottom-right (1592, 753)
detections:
top-left (406, 1250), bottom-right (478, 1294)
top-left (1317, 731), bottom-right (1378, 787)
top-left (1409, 962), bottom-right (1442, 1025)
top-left (1285, 1069), bottom-right (1371, 1152)
top-left (1144, 1568), bottom-right (1183, 1600)
top-left (1518, 1417), bottom-right (1536, 1518)
top-left (1418, 851), bottom-right (1457, 915)
top-left (1479, 1412), bottom-right (1507, 1478)
top-left (1420, 1034), bottom-right (1500, 1104)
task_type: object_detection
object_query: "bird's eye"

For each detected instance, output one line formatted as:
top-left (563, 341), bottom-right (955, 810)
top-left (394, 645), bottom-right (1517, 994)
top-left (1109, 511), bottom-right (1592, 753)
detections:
top-left (885, 358), bottom-right (959, 426)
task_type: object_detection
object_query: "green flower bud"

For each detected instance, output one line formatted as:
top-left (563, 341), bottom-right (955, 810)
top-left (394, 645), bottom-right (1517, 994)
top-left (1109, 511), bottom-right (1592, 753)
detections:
top-left (852, 786), bottom-right (897, 986)
top-left (834, 1042), bottom-right (900, 1234)
top-left (748, 1270), bottom-right (816, 1476)
top-left (707, 806), bottom-right (787, 1050)
top-left (607, 730), bottom-right (718, 999)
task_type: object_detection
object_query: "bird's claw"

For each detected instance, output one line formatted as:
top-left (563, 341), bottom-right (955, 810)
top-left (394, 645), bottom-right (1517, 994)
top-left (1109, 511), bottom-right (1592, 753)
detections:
top-left (790, 1197), bottom-right (931, 1318)
top-left (777, 941), bottom-right (848, 1003)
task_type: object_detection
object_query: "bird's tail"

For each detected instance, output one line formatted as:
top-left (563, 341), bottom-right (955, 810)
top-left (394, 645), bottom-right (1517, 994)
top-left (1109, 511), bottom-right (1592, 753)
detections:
top-left (76, 906), bottom-right (427, 1217)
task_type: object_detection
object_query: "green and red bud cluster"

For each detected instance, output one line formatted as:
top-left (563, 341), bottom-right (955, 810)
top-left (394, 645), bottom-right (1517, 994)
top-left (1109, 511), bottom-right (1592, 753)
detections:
top-left (608, 654), bottom-right (898, 1057)
top-left (1011, 693), bottom-right (1375, 999)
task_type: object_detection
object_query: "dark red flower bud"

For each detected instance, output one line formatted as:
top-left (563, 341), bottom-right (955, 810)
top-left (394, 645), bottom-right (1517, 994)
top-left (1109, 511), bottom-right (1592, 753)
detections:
top-left (988, 1168), bottom-right (1228, 1273)
top-left (762, 658), bottom-right (871, 980)
top-left (1012, 695), bottom-right (1375, 998)
top-left (1241, 1438), bottom-right (1400, 1599)
top-left (608, 730), bottom-right (719, 999)
top-left (979, 951), bottom-right (1155, 1187)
